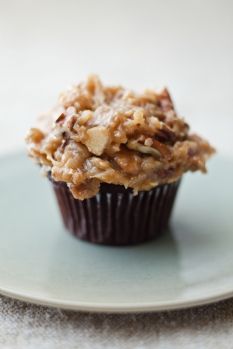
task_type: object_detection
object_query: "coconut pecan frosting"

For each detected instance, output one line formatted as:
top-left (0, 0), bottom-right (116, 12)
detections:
top-left (26, 75), bottom-right (215, 200)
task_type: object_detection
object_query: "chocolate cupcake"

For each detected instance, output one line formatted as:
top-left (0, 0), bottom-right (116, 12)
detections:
top-left (26, 75), bottom-right (215, 245)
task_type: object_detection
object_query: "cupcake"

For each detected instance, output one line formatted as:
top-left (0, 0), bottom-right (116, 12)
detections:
top-left (26, 75), bottom-right (215, 245)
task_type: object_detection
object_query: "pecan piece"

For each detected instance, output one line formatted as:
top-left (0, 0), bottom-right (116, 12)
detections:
top-left (151, 139), bottom-right (172, 160)
top-left (55, 113), bottom-right (65, 124)
top-left (155, 124), bottom-right (176, 144)
top-left (157, 88), bottom-right (174, 112)
top-left (67, 115), bottom-right (77, 131)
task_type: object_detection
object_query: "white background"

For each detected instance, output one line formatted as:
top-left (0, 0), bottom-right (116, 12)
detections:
top-left (0, 0), bottom-right (232, 156)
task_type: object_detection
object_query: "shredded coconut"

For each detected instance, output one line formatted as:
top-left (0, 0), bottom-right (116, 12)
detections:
top-left (26, 75), bottom-right (215, 200)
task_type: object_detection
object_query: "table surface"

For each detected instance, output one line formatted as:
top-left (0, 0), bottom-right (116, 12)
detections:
top-left (1, 295), bottom-right (233, 349)
top-left (1, 0), bottom-right (233, 347)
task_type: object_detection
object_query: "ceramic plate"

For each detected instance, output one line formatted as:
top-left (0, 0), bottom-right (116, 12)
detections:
top-left (0, 153), bottom-right (232, 313)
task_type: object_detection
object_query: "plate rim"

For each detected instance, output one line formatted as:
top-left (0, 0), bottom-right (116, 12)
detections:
top-left (1, 286), bottom-right (233, 313)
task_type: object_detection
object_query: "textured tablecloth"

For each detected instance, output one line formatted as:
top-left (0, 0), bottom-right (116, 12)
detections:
top-left (1, 295), bottom-right (233, 349)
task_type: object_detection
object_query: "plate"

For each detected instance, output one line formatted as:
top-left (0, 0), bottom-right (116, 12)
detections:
top-left (0, 152), bottom-right (232, 313)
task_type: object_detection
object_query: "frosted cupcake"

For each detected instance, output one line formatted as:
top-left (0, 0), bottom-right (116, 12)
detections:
top-left (26, 76), bottom-right (215, 245)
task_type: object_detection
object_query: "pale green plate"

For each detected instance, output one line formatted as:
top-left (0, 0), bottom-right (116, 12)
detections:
top-left (0, 153), bottom-right (232, 313)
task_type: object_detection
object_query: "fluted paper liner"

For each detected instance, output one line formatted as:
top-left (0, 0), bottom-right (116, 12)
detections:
top-left (51, 180), bottom-right (180, 246)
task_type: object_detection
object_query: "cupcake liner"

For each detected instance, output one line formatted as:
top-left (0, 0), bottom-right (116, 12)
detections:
top-left (51, 179), bottom-right (181, 246)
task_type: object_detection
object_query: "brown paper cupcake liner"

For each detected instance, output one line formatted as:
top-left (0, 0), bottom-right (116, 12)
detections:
top-left (50, 178), bottom-right (181, 246)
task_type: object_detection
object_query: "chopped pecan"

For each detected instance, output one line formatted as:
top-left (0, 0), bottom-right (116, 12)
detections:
top-left (67, 115), bottom-right (77, 131)
top-left (55, 113), bottom-right (65, 124)
top-left (157, 88), bottom-right (174, 112)
top-left (155, 124), bottom-right (176, 144)
top-left (152, 139), bottom-right (172, 160)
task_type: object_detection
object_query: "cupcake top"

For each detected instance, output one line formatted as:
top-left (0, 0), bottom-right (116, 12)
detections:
top-left (26, 75), bottom-right (215, 200)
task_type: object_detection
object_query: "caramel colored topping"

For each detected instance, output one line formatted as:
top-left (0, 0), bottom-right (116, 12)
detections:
top-left (26, 75), bottom-right (215, 200)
